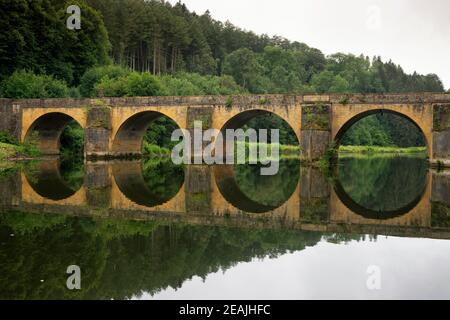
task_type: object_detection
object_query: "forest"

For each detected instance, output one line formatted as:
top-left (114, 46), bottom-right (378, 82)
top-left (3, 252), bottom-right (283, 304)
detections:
top-left (0, 0), bottom-right (446, 151)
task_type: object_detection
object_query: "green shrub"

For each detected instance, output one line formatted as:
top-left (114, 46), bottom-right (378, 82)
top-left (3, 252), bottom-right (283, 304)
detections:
top-left (0, 70), bottom-right (70, 98)
top-left (94, 75), bottom-right (129, 97)
top-left (79, 65), bottom-right (131, 97)
top-left (20, 132), bottom-right (41, 157)
top-left (0, 131), bottom-right (18, 145)
top-left (125, 73), bottom-right (164, 96)
top-left (60, 121), bottom-right (84, 157)
top-left (143, 142), bottom-right (170, 157)
top-left (160, 75), bottom-right (200, 96)
top-left (94, 72), bottom-right (164, 97)
top-left (69, 87), bottom-right (81, 98)
top-left (171, 72), bottom-right (245, 95)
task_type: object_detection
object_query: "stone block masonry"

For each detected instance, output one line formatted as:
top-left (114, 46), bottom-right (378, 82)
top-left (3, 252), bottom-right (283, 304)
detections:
top-left (0, 93), bottom-right (448, 166)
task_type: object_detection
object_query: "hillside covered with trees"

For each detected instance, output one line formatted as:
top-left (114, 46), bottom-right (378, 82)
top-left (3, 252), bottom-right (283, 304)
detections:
top-left (0, 0), bottom-right (445, 149)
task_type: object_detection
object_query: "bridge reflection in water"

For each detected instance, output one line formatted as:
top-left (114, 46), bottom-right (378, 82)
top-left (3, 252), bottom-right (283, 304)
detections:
top-left (1, 157), bottom-right (450, 239)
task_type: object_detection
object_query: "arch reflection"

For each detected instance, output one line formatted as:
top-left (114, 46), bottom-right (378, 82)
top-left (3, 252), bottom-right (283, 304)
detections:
top-left (112, 159), bottom-right (184, 208)
top-left (24, 158), bottom-right (84, 200)
top-left (333, 155), bottom-right (429, 219)
top-left (214, 159), bottom-right (300, 213)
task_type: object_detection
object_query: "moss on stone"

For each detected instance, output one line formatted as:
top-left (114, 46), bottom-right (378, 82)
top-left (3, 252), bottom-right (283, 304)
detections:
top-left (302, 103), bottom-right (330, 130)
top-left (433, 104), bottom-right (450, 132)
top-left (87, 106), bottom-right (111, 129)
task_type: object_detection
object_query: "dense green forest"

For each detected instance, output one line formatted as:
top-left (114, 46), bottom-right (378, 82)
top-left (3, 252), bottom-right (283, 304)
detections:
top-left (0, 0), bottom-right (445, 150)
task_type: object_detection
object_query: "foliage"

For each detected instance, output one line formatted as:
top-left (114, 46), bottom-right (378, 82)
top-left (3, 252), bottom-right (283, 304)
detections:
top-left (144, 116), bottom-right (179, 150)
top-left (234, 159), bottom-right (300, 207)
top-left (161, 72), bottom-right (246, 95)
top-left (1, 0), bottom-right (444, 94)
top-left (223, 48), bottom-right (270, 93)
top-left (0, 132), bottom-right (18, 145)
top-left (318, 142), bottom-right (338, 176)
top-left (244, 114), bottom-right (299, 146)
top-left (339, 145), bottom-right (427, 154)
top-left (0, 70), bottom-right (70, 98)
top-left (60, 121), bottom-right (84, 157)
top-left (0, 143), bottom-right (20, 160)
top-left (79, 65), bottom-right (131, 97)
top-left (94, 72), bottom-right (165, 97)
top-left (0, 0), bottom-right (110, 85)
top-left (0, 209), bottom-right (325, 299)
top-left (143, 142), bottom-right (170, 157)
top-left (0, 0), bottom-right (445, 151)
top-left (337, 155), bottom-right (428, 212)
top-left (21, 132), bottom-right (41, 157)
top-left (341, 114), bottom-right (426, 147)
top-left (0, 137), bottom-right (41, 160)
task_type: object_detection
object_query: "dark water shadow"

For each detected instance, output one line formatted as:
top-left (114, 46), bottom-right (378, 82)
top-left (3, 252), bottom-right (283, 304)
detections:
top-left (24, 158), bottom-right (84, 200)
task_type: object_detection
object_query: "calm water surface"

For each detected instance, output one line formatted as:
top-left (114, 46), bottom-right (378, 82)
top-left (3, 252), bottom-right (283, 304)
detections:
top-left (0, 154), bottom-right (449, 299)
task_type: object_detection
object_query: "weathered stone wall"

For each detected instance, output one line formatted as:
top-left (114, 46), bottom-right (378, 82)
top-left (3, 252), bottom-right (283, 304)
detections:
top-left (300, 167), bottom-right (330, 222)
top-left (0, 99), bottom-right (21, 140)
top-left (432, 104), bottom-right (450, 163)
top-left (84, 162), bottom-right (111, 209)
top-left (0, 170), bottom-right (21, 208)
top-left (300, 103), bottom-right (331, 161)
top-left (431, 171), bottom-right (450, 228)
top-left (184, 165), bottom-right (212, 213)
top-left (85, 106), bottom-right (112, 158)
top-left (186, 106), bottom-right (213, 162)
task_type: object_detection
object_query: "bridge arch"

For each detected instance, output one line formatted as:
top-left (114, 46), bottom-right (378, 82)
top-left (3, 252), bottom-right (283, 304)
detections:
top-left (215, 107), bottom-right (301, 142)
top-left (332, 106), bottom-right (432, 156)
top-left (111, 110), bottom-right (183, 155)
top-left (23, 111), bottom-right (86, 155)
top-left (214, 108), bottom-right (301, 159)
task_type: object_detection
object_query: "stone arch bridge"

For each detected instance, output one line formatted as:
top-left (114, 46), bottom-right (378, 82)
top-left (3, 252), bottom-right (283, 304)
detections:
top-left (0, 93), bottom-right (449, 165)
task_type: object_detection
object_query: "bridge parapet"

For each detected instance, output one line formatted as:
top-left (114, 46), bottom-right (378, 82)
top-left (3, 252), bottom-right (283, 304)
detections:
top-left (1, 93), bottom-right (449, 109)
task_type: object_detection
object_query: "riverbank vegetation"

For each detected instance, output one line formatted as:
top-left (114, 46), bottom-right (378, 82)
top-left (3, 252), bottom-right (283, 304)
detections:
top-left (339, 145), bottom-right (427, 154)
top-left (0, 132), bottom-right (40, 160)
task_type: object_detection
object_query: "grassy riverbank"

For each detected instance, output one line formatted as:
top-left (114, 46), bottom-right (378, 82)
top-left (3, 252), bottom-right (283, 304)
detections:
top-left (0, 142), bottom-right (40, 161)
top-left (143, 142), bottom-right (171, 157)
top-left (339, 145), bottom-right (427, 154)
top-left (236, 142), bottom-right (300, 161)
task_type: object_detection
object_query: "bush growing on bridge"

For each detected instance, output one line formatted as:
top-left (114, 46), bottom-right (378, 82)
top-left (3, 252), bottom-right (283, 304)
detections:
top-left (0, 70), bottom-right (70, 98)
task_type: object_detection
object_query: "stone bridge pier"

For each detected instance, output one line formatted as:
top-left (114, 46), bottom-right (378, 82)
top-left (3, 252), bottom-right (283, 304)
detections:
top-left (0, 93), bottom-right (449, 165)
